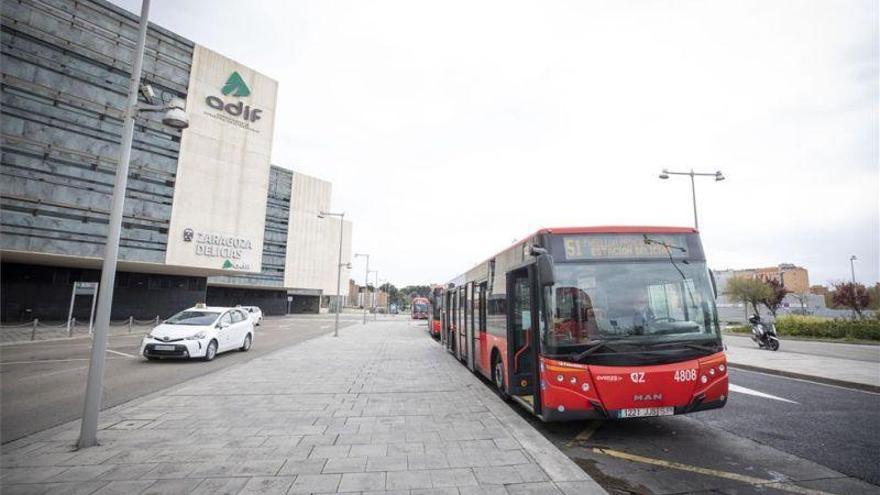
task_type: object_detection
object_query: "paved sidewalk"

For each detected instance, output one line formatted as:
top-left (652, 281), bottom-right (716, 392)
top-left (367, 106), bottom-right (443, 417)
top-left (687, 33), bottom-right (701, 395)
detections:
top-left (1, 321), bottom-right (605, 495)
top-left (724, 334), bottom-right (880, 390)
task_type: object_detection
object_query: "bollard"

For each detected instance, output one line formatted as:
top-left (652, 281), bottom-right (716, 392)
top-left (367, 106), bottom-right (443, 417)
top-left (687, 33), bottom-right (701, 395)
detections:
top-left (31, 318), bottom-right (38, 341)
top-left (154, 315), bottom-right (159, 326)
top-left (128, 316), bottom-right (133, 333)
top-left (69, 317), bottom-right (76, 337)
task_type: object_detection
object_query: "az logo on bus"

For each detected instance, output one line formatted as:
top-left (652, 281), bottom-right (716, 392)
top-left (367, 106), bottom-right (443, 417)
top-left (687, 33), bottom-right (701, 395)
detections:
top-left (630, 372), bottom-right (646, 383)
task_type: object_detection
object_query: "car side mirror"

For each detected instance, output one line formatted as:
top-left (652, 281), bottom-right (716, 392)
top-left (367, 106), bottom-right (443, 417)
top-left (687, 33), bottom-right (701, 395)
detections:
top-left (218, 321), bottom-right (230, 329)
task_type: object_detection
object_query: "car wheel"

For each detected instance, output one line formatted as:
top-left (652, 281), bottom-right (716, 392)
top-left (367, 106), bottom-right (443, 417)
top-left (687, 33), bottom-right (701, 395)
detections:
top-left (203, 339), bottom-right (218, 361)
top-left (240, 334), bottom-right (252, 352)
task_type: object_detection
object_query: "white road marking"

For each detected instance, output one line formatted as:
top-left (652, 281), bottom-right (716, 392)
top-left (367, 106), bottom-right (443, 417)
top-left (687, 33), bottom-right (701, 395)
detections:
top-left (733, 367), bottom-right (880, 396)
top-left (19, 366), bottom-right (88, 381)
top-left (0, 357), bottom-right (126, 365)
top-left (106, 349), bottom-right (137, 358)
top-left (729, 384), bottom-right (799, 404)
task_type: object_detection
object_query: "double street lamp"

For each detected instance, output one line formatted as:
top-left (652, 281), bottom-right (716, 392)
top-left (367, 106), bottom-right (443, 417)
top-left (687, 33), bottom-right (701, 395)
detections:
top-left (658, 169), bottom-right (725, 230)
top-left (354, 253), bottom-right (369, 324)
top-left (318, 211), bottom-right (347, 337)
top-left (79, 0), bottom-right (189, 449)
top-left (850, 255), bottom-right (857, 284)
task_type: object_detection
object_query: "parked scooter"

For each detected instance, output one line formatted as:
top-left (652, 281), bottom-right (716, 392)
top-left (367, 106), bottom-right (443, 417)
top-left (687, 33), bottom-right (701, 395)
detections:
top-left (748, 314), bottom-right (780, 351)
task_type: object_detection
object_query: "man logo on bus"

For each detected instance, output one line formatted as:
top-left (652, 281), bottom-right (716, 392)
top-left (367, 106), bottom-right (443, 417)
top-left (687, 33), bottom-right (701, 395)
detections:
top-left (634, 393), bottom-right (662, 401)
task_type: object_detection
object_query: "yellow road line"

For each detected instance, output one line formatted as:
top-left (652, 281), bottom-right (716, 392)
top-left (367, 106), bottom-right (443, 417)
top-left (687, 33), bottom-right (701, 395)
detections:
top-left (593, 448), bottom-right (835, 495)
top-left (565, 420), bottom-right (604, 447)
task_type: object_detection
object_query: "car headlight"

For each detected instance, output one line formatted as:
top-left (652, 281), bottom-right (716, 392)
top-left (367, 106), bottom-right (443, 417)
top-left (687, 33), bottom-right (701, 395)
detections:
top-left (145, 332), bottom-right (155, 340)
top-left (186, 331), bottom-right (207, 340)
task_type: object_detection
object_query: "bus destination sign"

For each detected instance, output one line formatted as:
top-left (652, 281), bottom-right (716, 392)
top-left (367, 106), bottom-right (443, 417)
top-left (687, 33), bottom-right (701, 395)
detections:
top-left (561, 234), bottom-right (692, 260)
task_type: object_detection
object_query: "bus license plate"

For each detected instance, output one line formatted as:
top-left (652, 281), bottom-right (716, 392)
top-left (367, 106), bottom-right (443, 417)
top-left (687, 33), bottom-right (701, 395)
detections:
top-left (618, 407), bottom-right (674, 418)
top-left (154, 345), bottom-right (175, 351)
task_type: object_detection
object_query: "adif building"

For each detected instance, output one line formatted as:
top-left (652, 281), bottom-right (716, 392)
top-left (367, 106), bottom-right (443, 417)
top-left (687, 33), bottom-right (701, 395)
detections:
top-left (0, 0), bottom-right (352, 319)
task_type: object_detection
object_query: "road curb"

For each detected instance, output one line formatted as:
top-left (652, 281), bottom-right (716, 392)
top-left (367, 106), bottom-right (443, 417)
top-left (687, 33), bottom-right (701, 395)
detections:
top-left (727, 362), bottom-right (880, 393)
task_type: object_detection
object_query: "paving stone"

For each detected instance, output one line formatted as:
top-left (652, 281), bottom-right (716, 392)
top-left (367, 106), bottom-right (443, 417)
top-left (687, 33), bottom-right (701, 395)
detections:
top-left (140, 462), bottom-right (200, 479)
top-left (506, 482), bottom-right (565, 495)
top-left (323, 456), bottom-right (367, 474)
top-left (386, 470), bottom-right (433, 490)
top-left (190, 477), bottom-right (249, 494)
top-left (411, 489), bottom-right (461, 495)
top-left (365, 455), bottom-right (408, 473)
top-left (46, 464), bottom-right (117, 482)
top-left (91, 480), bottom-right (156, 495)
top-left (348, 444), bottom-right (388, 458)
top-left (277, 459), bottom-right (327, 476)
top-left (289, 473), bottom-right (341, 494)
top-left (338, 472), bottom-right (386, 492)
top-left (474, 466), bottom-right (524, 485)
top-left (237, 476), bottom-right (296, 494)
top-left (96, 463), bottom-right (156, 481)
top-left (429, 468), bottom-right (478, 488)
top-left (407, 453), bottom-right (450, 470)
top-left (1, 467), bottom-right (69, 484)
top-left (140, 478), bottom-right (203, 495)
top-left (310, 445), bottom-right (351, 459)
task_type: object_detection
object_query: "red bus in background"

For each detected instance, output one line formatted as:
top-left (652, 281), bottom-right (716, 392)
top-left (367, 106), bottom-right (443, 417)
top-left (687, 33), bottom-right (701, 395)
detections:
top-left (428, 286), bottom-right (443, 338)
top-left (411, 297), bottom-right (430, 319)
top-left (439, 226), bottom-right (727, 421)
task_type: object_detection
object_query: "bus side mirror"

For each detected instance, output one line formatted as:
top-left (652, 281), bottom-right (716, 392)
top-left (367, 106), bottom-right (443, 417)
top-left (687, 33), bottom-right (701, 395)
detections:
top-left (536, 253), bottom-right (556, 287)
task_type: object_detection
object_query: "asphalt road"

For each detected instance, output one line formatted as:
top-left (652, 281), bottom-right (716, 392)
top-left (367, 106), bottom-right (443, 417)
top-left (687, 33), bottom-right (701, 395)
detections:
top-left (530, 368), bottom-right (880, 494)
top-left (723, 333), bottom-right (880, 363)
top-left (0, 314), bottom-right (365, 443)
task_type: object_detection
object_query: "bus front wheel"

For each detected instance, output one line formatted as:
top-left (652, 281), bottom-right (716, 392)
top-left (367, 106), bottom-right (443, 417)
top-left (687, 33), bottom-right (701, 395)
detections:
top-left (492, 353), bottom-right (510, 402)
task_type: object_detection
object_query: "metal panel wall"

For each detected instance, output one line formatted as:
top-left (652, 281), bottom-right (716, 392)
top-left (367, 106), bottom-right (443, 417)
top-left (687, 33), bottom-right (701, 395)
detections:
top-left (0, 0), bottom-right (193, 262)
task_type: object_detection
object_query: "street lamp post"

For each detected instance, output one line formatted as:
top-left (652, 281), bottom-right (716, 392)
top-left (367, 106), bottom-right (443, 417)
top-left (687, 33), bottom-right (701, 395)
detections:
top-left (373, 270), bottom-right (380, 320)
top-left (850, 255), bottom-right (857, 284)
top-left (658, 169), bottom-right (725, 230)
top-left (319, 211), bottom-right (346, 337)
top-left (78, 0), bottom-right (189, 449)
top-left (354, 253), bottom-right (369, 324)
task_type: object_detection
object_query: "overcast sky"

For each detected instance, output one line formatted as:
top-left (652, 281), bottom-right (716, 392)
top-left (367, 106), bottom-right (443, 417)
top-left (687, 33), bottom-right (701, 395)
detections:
top-left (115, 0), bottom-right (878, 288)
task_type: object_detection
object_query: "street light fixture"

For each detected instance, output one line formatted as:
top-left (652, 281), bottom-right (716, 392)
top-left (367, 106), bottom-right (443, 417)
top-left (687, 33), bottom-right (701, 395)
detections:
top-left (354, 253), bottom-right (369, 324)
top-left (850, 255), bottom-right (857, 284)
top-left (318, 211), bottom-right (346, 337)
top-left (78, 0), bottom-right (189, 449)
top-left (658, 168), bottom-right (725, 230)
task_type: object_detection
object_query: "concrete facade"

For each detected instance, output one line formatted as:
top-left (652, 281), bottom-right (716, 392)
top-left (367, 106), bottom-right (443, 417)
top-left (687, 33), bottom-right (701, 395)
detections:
top-left (0, 0), bottom-right (351, 320)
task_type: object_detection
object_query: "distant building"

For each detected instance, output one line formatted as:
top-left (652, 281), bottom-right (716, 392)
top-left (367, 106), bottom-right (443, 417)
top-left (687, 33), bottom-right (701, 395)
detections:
top-left (713, 264), bottom-right (811, 306)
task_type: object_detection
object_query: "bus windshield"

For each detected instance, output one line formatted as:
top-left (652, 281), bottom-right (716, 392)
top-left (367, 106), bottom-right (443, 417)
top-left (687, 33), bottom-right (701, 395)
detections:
top-left (542, 260), bottom-right (719, 354)
top-left (413, 303), bottom-right (428, 313)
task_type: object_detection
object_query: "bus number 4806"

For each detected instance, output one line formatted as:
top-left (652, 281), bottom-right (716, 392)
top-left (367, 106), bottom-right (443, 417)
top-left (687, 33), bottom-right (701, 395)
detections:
top-left (674, 369), bottom-right (697, 382)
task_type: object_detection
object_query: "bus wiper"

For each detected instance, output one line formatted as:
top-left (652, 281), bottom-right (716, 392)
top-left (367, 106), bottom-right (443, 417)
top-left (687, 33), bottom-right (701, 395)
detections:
top-left (571, 340), bottom-right (611, 362)
top-left (645, 340), bottom-right (721, 353)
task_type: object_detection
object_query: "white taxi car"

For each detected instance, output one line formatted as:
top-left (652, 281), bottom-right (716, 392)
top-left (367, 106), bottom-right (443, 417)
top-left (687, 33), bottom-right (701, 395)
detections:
top-left (141, 305), bottom-right (254, 361)
top-left (240, 306), bottom-right (263, 326)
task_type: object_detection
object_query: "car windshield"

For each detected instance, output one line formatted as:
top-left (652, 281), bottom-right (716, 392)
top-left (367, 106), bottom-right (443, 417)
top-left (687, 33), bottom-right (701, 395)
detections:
top-left (165, 310), bottom-right (220, 326)
top-left (542, 260), bottom-right (719, 354)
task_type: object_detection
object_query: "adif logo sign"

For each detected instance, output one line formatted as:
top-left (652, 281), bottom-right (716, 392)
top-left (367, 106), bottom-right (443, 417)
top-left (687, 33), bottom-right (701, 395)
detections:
top-left (205, 72), bottom-right (262, 127)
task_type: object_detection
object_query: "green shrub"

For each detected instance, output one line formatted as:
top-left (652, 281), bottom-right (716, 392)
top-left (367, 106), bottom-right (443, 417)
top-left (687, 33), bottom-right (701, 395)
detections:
top-left (773, 315), bottom-right (880, 341)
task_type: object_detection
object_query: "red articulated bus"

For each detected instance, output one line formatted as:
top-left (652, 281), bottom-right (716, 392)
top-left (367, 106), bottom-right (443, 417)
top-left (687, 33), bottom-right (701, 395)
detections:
top-left (428, 286), bottom-right (443, 338)
top-left (411, 297), bottom-right (430, 319)
top-left (439, 226), bottom-right (727, 421)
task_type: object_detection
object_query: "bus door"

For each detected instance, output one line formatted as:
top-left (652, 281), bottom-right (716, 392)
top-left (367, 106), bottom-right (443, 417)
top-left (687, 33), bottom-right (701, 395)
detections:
top-left (465, 282), bottom-right (476, 372)
top-left (505, 266), bottom-right (539, 401)
top-left (476, 282), bottom-right (487, 373)
top-left (457, 286), bottom-right (467, 363)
